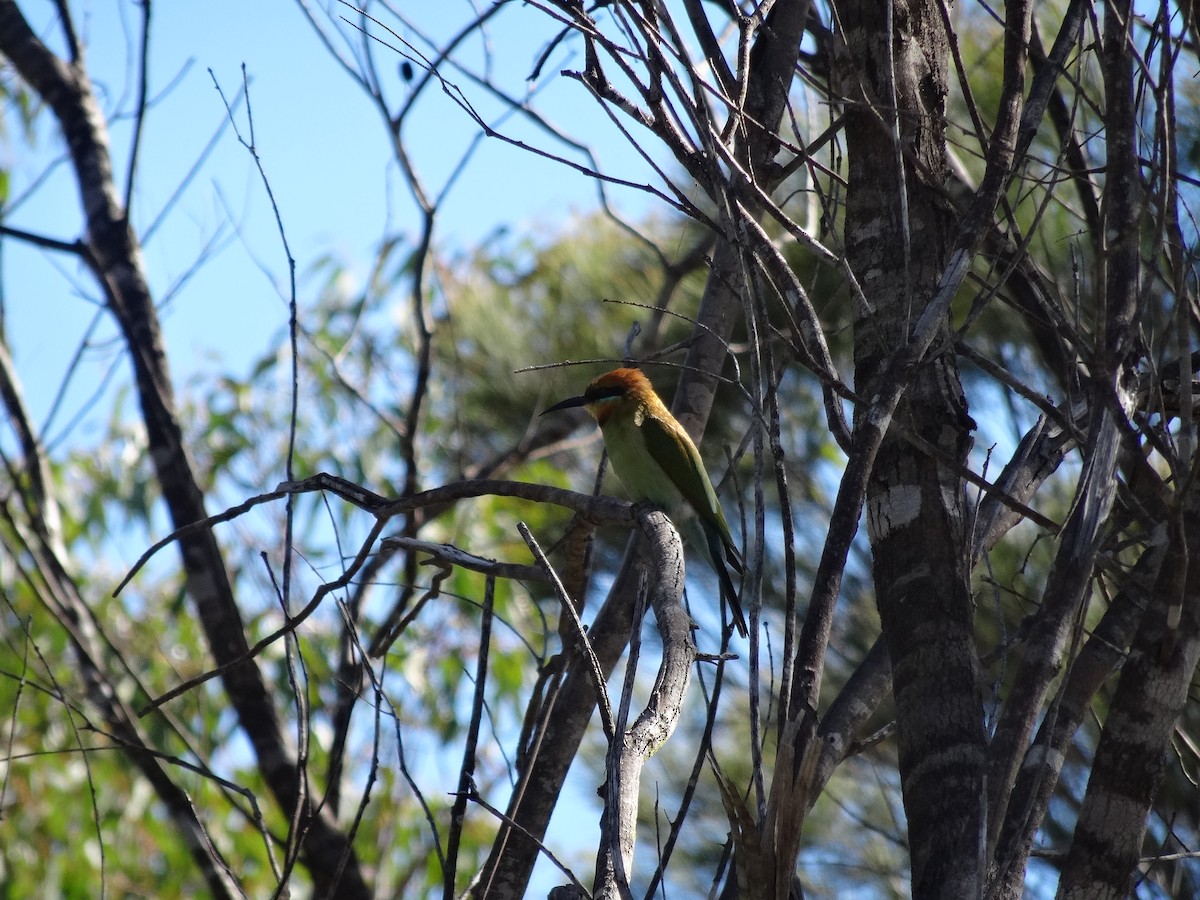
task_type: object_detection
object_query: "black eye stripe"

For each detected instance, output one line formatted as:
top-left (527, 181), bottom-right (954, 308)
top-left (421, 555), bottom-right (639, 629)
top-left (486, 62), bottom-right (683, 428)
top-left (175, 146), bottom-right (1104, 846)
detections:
top-left (585, 385), bottom-right (625, 401)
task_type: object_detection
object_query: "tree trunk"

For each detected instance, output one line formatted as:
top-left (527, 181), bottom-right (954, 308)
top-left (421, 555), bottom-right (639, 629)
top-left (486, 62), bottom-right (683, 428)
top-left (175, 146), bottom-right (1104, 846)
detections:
top-left (835, 0), bottom-right (986, 894)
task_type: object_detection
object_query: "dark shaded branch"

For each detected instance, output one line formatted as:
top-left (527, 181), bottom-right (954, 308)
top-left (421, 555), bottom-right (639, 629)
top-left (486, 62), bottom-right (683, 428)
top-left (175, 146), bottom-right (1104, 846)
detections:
top-left (0, 5), bottom-right (370, 892)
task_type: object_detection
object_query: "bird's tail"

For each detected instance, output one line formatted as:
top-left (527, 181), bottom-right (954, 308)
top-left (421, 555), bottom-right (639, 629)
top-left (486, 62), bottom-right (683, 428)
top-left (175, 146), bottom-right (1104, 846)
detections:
top-left (701, 521), bottom-right (748, 638)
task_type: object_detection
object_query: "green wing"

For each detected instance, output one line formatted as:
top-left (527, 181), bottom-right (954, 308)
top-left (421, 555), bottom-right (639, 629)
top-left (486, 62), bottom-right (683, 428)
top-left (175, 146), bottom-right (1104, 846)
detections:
top-left (641, 412), bottom-right (747, 635)
top-left (641, 412), bottom-right (743, 572)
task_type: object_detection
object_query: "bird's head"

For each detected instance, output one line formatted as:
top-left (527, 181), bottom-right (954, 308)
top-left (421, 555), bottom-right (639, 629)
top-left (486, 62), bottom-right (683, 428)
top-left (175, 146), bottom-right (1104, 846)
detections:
top-left (542, 367), bottom-right (658, 425)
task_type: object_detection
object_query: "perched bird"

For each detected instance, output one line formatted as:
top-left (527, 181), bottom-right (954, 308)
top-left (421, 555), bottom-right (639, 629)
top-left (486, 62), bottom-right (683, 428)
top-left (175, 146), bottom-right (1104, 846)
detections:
top-left (543, 367), bottom-right (748, 637)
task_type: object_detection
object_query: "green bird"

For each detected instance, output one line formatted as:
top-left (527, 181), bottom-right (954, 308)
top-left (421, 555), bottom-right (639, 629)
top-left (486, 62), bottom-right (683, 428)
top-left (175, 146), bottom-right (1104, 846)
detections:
top-left (543, 367), bottom-right (748, 637)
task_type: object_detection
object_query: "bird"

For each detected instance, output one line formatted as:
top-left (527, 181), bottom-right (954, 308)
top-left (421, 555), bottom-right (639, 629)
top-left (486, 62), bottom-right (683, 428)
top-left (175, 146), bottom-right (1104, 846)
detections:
top-left (542, 367), bottom-right (748, 637)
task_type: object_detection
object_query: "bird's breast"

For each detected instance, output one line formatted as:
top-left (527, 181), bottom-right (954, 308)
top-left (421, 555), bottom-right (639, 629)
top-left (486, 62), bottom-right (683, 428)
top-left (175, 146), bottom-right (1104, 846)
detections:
top-left (601, 416), bottom-right (681, 510)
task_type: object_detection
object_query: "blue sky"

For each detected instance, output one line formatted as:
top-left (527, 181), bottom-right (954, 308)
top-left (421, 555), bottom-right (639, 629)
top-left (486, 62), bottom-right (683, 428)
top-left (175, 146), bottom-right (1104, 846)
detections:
top-left (5, 0), bottom-right (666, 435)
top-left (1, 2), bottom-right (676, 893)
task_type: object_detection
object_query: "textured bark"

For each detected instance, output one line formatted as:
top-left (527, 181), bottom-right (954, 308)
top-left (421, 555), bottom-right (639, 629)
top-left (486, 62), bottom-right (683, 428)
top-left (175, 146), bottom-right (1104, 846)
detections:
top-left (593, 512), bottom-right (692, 899)
top-left (1055, 496), bottom-right (1200, 898)
top-left (836, 0), bottom-right (985, 895)
top-left (1050, 2), bottom-right (1198, 895)
top-left (989, 539), bottom-right (1164, 899)
top-left (982, 392), bottom-right (1132, 854)
top-left (0, 4), bottom-right (369, 895)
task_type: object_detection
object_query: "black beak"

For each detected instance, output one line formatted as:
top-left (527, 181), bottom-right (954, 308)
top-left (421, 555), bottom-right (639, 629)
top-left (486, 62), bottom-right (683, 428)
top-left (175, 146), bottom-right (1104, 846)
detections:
top-left (541, 394), bottom-right (589, 416)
